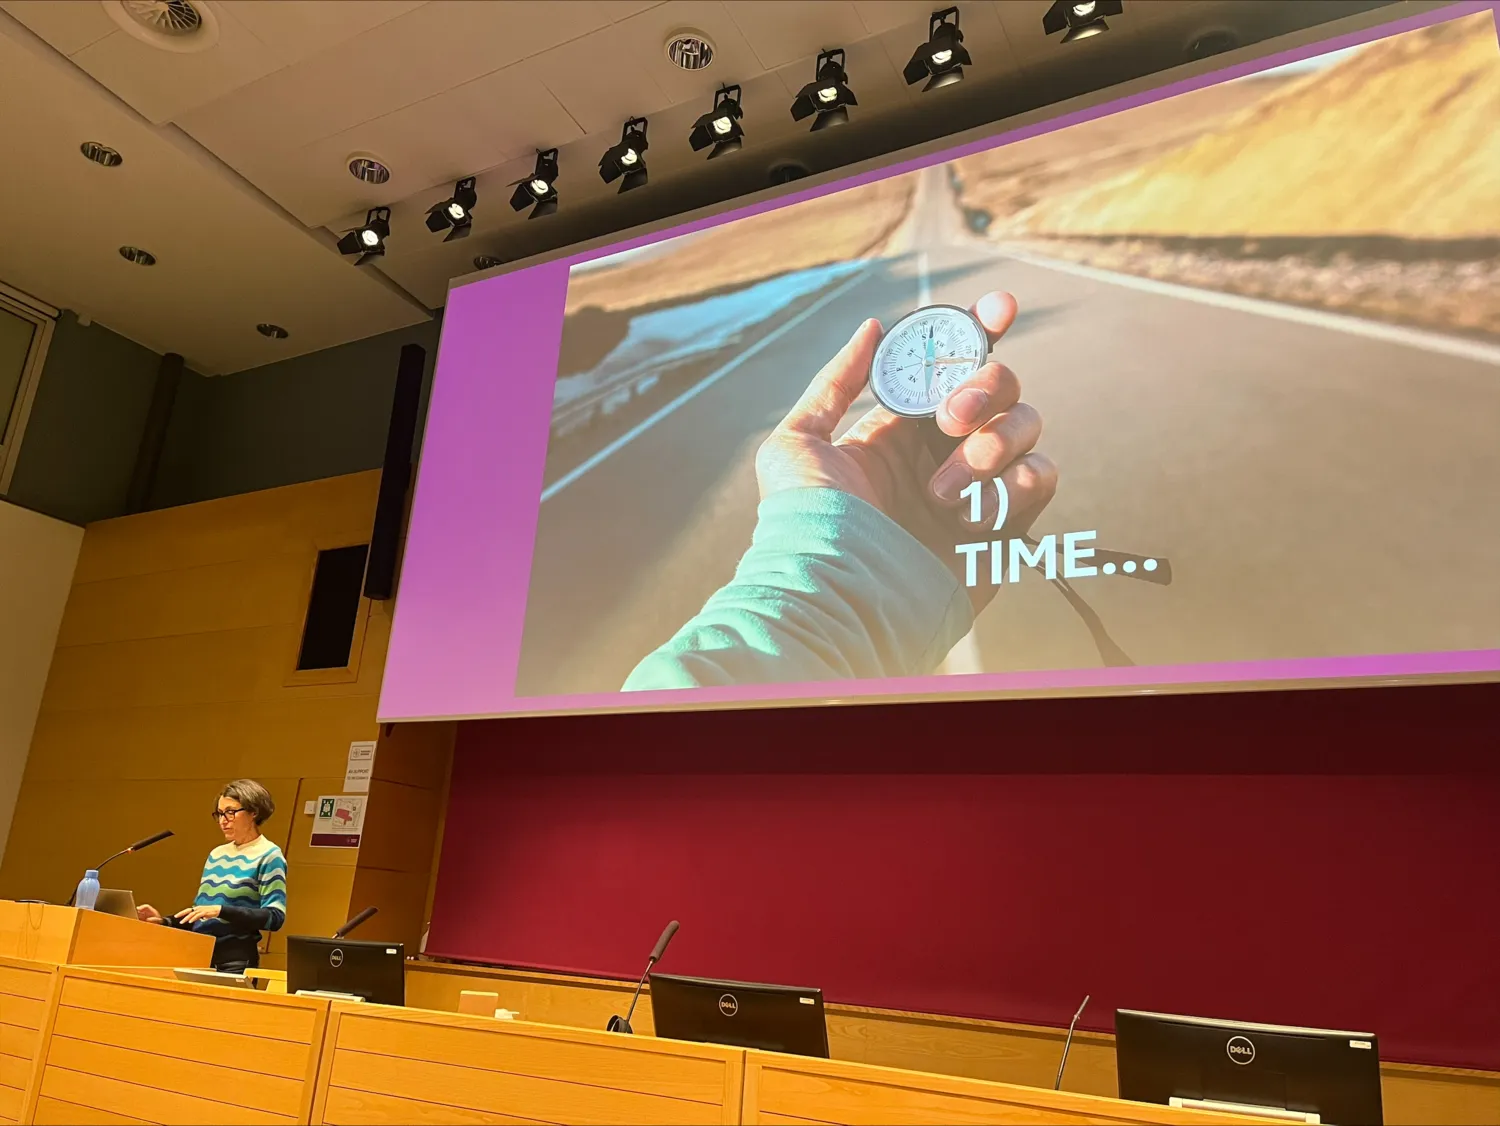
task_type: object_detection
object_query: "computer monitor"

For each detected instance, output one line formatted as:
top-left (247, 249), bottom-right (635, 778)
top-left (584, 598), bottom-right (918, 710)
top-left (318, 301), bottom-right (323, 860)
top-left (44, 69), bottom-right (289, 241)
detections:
top-left (1116, 1009), bottom-right (1382, 1125)
top-left (286, 936), bottom-right (405, 1006)
top-left (648, 973), bottom-right (828, 1058)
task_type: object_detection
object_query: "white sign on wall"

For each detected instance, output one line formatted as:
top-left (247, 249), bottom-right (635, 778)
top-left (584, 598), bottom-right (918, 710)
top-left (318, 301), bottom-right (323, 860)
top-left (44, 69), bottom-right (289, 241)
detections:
top-left (344, 740), bottom-right (377, 792)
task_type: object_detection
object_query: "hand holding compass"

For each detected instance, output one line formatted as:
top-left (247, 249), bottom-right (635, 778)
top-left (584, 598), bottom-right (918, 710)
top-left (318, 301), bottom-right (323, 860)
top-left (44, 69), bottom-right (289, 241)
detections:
top-left (755, 290), bottom-right (1057, 613)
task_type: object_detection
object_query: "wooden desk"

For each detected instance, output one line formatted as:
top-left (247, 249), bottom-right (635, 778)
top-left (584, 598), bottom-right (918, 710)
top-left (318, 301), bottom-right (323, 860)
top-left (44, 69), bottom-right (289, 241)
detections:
top-left (404, 960), bottom-right (1500, 1126)
top-left (26, 966), bottom-right (328, 1125)
top-left (0, 958), bottom-right (56, 1125)
top-left (0, 903), bottom-right (212, 969)
top-left (741, 1050), bottom-right (1263, 1125)
top-left (311, 1003), bottom-right (745, 1124)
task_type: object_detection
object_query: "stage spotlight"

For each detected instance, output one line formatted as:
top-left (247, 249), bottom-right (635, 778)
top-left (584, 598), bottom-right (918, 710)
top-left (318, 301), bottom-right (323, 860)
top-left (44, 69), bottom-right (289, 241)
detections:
top-left (689, 86), bottom-right (744, 159)
top-left (599, 118), bottom-right (650, 193)
top-left (425, 177), bottom-right (477, 242)
top-left (791, 48), bottom-right (856, 131)
top-left (1043, 0), bottom-right (1122, 43)
top-left (336, 207), bottom-right (391, 265)
top-left (904, 8), bottom-right (971, 91)
top-left (509, 149), bottom-right (559, 219)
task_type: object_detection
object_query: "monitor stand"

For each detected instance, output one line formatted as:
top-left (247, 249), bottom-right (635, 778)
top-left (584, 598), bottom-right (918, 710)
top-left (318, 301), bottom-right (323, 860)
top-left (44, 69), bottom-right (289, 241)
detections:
top-left (1169, 1097), bottom-right (1320, 1124)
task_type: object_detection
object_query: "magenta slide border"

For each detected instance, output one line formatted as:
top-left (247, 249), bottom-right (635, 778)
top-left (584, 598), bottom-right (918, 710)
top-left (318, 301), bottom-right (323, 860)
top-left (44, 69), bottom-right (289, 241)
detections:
top-left (379, 2), bottom-right (1500, 722)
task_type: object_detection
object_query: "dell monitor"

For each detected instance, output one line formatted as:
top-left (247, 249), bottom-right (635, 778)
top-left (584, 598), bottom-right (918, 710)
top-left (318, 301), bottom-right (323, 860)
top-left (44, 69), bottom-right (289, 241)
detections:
top-left (1116, 1009), bottom-right (1382, 1125)
top-left (649, 973), bottom-right (828, 1058)
top-left (286, 936), bottom-right (405, 1006)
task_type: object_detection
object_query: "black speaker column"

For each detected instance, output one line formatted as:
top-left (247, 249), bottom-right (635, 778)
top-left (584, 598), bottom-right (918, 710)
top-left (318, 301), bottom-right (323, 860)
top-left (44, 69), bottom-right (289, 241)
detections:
top-left (363, 343), bottom-right (425, 600)
top-left (125, 351), bottom-right (184, 514)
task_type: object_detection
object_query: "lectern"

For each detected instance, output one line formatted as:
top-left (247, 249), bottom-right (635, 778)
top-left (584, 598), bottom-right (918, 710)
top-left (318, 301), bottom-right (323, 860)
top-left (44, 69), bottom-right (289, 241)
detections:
top-left (0, 900), bottom-right (213, 967)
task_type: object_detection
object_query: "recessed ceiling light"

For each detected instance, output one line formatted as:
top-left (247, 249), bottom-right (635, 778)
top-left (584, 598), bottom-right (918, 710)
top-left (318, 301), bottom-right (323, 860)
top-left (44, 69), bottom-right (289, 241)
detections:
top-left (347, 154), bottom-right (391, 185)
top-left (256, 323), bottom-right (289, 339)
top-left (118, 246), bottom-right (156, 266)
top-left (80, 141), bottom-right (123, 167)
top-left (666, 30), bottom-right (715, 70)
top-left (473, 255), bottom-right (505, 271)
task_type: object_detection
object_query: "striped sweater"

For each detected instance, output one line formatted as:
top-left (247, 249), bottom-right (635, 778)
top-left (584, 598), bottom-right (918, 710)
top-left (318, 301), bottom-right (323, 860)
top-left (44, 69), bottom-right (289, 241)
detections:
top-left (180, 836), bottom-right (287, 968)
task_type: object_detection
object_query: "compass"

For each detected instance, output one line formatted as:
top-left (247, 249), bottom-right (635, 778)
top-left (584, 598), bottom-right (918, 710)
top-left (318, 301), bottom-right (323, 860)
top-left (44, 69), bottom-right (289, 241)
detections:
top-left (869, 304), bottom-right (989, 418)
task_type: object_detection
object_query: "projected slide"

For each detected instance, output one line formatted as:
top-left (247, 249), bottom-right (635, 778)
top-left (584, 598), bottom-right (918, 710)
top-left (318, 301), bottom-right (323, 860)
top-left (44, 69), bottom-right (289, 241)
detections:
top-left (380, 8), bottom-right (1500, 721)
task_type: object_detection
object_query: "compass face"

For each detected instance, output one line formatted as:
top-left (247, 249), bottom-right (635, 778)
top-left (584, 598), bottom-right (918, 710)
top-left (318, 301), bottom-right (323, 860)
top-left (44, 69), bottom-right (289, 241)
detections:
top-left (869, 305), bottom-right (989, 418)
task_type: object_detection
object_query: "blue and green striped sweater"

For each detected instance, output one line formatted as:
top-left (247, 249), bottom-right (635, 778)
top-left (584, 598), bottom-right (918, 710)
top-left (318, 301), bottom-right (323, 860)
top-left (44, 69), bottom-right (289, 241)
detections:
top-left (174, 836), bottom-right (287, 970)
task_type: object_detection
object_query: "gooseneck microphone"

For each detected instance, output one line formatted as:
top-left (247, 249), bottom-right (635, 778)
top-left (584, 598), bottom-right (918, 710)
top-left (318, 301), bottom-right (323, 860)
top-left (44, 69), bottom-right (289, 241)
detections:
top-left (607, 920), bottom-right (679, 1035)
top-left (66, 830), bottom-right (175, 906)
top-left (1054, 994), bottom-right (1091, 1090)
top-left (332, 906), bottom-right (378, 939)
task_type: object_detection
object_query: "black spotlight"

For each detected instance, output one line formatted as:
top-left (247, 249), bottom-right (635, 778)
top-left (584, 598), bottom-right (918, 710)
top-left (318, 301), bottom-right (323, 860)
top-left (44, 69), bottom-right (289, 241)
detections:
top-left (1044, 0), bottom-right (1123, 43)
top-left (599, 118), bottom-right (650, 193)
top-left (689, 85), bottom-right (744, 159)
top-left (336, 207), bottom-right (391, 265)
top-left (904, 8), bottom-right (971, 91)
top-left (509, 149), bottom-right (559, 219)
top-left (791, 48), bottom-right (856, 131)
top-left (426, 177), bottom-right (476, 242)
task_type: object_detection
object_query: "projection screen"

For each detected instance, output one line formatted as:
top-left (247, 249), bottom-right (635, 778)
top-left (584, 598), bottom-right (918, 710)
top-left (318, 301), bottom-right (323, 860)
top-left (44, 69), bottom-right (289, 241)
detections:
top-left (379, 5), bottom-right (1500, 721)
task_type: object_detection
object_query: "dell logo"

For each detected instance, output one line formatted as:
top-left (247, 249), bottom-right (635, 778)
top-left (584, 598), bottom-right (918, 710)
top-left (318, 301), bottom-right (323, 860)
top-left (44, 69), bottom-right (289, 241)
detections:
top-left (718, 993), bottom-right (739, 1017)
top-left (1226, 1035), bottom-right (1256, 1065)
top-left (329, 948), bottom-right (344, 969)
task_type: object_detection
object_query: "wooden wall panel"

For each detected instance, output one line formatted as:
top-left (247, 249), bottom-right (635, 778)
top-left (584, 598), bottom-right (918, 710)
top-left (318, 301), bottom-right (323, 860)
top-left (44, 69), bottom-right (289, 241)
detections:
top-left (29, 968), bottom-right (328, 1125)
top-left (0, 471), bottom-right (392, 949)
top-left (311, 1005), bottom-right (742, 1126)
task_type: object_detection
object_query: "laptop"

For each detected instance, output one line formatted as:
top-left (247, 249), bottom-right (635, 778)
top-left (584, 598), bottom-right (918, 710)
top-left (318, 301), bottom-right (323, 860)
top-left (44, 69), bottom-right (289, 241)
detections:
top-left (94, 888), bottom-right (138, 920)
top-left (172, 967), bottom-right (260, 990)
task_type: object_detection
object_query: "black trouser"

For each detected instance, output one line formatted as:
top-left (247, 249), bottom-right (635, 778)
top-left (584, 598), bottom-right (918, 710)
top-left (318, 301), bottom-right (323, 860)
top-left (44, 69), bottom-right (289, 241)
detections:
top-left (212, 934), bottom-right (261, 974)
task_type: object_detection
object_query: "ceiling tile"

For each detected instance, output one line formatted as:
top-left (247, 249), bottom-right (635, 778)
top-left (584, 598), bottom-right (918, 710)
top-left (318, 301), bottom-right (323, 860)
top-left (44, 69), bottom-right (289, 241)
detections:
top-left (0, 0), bottom-right (117, 56)
top-left (180, 0), bottom-right (612, 157)
top-left (607, 0), bottom-right (766, 106)
top-left (276, 60), bottom-right (586, 229)
top-left (0, 24), bottom-right (426, 375)
top-left (67, 6), bottom-right (285, 124)
top-left (602, 0), bottom-right (670, 20)
top-left (532, 23), bottom-right (674, 137)
top-left (725, 0), bottom-right (869, 71)
top-left (851, 0), bottom-right (944, 38)
top-left (215, 0), bottom-right (429, 67)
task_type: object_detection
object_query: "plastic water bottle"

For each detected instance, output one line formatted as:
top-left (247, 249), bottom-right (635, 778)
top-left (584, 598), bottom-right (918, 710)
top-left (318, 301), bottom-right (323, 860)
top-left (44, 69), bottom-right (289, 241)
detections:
top-left (74, 869), bottom-right (100, 911)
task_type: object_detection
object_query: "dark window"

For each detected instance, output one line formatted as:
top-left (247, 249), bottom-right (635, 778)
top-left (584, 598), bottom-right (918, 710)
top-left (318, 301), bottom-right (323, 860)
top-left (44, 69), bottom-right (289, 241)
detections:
top-left (297, 544), bottom-right (369, 670)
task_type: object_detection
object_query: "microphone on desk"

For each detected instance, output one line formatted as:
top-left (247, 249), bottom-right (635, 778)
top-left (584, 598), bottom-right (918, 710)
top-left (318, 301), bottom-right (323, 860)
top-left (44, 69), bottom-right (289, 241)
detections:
top-left (1054, 994), bottom-right (1091, 1090)
top-left (607, 920), bottom-right (679, 1035)
top-left (332, 907), bottom-right (378, 939)
top-left (66, 830), bottom-right (175, 906)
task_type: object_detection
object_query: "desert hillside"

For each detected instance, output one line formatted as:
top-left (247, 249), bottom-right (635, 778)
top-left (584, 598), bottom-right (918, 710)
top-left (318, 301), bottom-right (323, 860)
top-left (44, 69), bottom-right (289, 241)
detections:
top-left (953, 73), bottom-right (1284, 223)
top-left (1004, 11), bottom-right (1500, 239)
top-left (564, 176), bottom-right (913, 315)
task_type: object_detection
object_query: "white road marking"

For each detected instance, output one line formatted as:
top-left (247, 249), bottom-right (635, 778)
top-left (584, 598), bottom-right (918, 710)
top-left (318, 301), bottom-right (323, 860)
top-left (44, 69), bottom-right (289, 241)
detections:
top-left (923, 246), bottom-right (985, 676)
top-left (541, 265), bottom-right (876, 502)
top-left (1002, 247), bottom-right (1500, 368)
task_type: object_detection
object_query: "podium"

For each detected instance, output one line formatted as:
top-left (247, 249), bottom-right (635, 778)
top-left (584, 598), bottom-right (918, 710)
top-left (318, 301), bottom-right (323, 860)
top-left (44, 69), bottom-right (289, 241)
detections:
top-left (0, 899), bottom-right (213, 967)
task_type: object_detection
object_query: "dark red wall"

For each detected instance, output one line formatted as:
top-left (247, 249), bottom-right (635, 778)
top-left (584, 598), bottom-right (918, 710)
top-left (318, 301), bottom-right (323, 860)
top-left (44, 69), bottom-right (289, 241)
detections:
top-left (426, 682), bottom-right (1500, 1070)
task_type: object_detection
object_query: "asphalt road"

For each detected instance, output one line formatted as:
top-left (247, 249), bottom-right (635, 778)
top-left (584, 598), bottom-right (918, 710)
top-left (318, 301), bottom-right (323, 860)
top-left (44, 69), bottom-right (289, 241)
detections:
top-left (515, 171), bottom-right (1500, 697)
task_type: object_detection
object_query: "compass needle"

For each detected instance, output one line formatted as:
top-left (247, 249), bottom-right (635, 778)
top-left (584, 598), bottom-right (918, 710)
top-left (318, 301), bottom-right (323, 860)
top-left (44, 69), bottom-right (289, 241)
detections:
top-left (869, 305), bottom-right (990, 418)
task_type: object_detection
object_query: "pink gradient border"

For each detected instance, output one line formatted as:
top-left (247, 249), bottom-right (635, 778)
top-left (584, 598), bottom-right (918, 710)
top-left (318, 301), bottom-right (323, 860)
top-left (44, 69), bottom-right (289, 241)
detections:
top-left (379, 2), bottom-right (1500, 723)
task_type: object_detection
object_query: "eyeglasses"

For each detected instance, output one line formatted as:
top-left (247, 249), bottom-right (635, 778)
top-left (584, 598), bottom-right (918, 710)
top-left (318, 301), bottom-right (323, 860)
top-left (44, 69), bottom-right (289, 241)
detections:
top-left (212, 807), bottom-right (247, 822)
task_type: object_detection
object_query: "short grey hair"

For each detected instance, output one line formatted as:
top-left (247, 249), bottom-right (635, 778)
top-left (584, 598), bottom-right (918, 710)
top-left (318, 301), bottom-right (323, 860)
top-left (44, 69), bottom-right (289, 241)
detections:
top-left (220, 779), bottom-right (276, 825)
